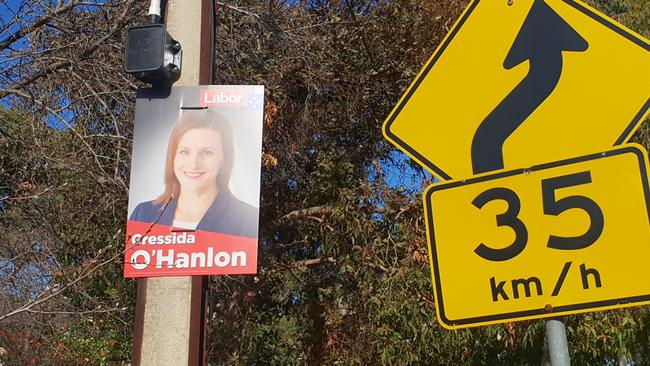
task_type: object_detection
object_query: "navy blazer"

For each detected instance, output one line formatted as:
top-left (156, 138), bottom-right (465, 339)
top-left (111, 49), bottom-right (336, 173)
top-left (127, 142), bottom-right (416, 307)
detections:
top-left (129, 191), bottom-right (258, 239)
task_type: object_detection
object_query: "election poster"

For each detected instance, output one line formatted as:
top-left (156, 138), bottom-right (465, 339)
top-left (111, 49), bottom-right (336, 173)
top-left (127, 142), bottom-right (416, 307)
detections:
top-left (124, 86), bottom-right (264, 277)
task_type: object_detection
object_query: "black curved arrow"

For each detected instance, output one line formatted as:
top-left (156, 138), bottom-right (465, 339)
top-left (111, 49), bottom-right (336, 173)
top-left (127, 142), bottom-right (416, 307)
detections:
top-left (471, 0), bottom-right (589, 174)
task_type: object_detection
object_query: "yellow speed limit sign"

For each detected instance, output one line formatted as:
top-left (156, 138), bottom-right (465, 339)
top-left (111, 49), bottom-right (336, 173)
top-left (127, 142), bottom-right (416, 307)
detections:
top-left (424, 144), bottom-right (650, 329)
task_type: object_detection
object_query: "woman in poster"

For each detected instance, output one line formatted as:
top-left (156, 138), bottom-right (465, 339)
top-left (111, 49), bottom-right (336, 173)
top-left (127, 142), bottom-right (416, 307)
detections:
top-left (129, 110), bottom-right (258, 239)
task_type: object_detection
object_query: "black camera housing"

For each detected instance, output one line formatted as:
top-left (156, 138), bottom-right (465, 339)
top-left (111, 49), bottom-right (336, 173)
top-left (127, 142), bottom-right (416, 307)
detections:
top-left (124, 24), bottom-right (182, 86)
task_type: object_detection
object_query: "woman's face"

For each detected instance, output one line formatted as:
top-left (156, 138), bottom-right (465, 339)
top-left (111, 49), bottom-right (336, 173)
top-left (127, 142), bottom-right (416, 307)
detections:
top-left (174, 128), bottom-right (224, 194)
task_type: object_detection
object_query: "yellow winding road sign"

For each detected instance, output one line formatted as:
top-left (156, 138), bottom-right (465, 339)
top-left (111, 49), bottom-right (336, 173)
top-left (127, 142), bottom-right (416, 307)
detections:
top-left (383, 0), bottom-right (650, 180)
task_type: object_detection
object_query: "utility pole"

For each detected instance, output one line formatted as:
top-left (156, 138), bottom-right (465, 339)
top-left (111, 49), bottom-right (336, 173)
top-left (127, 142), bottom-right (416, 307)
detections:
top-left (131, 1), bottom-right (214, 365)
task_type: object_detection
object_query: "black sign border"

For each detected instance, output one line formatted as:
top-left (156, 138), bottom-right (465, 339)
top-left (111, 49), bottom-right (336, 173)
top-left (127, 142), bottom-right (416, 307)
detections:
top-left (424, 145), bottom-right (650, 328)
top-left (383, 0), bottom-right (650, 181)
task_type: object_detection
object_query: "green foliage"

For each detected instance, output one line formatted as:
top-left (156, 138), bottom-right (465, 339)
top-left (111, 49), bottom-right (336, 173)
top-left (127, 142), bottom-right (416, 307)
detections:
top-left (589, 0), bottom-right (650, 38)
top-left (56, 318), bottom-right (131, 366)
top-left (207, 0), bottom-right (650, 364)
top-left (1, 0), bottom-right (649, 364)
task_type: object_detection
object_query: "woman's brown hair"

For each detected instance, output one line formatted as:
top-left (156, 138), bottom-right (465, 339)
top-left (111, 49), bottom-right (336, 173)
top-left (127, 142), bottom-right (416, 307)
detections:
top-left (154, 110), bottom-right (234, 205)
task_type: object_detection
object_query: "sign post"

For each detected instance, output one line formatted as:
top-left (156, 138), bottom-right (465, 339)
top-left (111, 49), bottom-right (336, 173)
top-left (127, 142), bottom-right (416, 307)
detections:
top-left (546, 318), bottom-right (570, 366)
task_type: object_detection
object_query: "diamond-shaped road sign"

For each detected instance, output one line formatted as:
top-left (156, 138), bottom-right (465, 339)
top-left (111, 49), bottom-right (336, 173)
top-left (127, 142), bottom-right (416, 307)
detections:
top-left (383, 0), bottom-right (650, 180)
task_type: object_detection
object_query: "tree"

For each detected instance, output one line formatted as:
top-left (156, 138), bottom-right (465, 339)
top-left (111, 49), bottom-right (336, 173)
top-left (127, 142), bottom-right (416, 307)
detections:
top-left (207, 0), bottom-right (650, 365)
top-left (0, 0), bottom-right (648, 365)
top-left (0, 1), bottom-right (141, 364)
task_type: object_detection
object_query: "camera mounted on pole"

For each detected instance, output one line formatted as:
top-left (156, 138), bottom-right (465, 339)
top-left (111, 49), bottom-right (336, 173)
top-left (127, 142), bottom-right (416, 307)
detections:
top-left (124, 0), bottom-right (182, 87)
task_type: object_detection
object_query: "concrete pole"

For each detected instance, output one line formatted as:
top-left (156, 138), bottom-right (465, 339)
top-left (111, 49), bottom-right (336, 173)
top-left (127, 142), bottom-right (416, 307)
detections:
top-left (545, 318), bottom-right (571, 366)
top-left (131, 1), bottom-right (214, 365)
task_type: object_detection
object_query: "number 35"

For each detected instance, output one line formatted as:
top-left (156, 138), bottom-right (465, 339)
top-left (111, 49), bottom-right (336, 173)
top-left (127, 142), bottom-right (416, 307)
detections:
top-left (472, 171), bottom-right (604, 262)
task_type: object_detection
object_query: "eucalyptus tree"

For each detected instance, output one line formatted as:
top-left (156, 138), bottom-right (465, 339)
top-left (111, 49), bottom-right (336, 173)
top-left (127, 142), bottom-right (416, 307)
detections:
top-left (0, 0), bottom-right (648, 364)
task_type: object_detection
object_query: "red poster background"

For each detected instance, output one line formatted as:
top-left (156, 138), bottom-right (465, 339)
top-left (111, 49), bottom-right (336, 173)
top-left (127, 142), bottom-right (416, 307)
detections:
top-left (124, 221), bottom-right (257, 278)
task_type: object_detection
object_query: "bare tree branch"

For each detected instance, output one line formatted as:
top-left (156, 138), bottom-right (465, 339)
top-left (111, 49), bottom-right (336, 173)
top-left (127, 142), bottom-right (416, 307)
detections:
top-left (0, 1), bottom-right (79, 51)
top-left (0, 0), bottom-right (136, 99)
top-left (279, 205), bottom-right (334, 222)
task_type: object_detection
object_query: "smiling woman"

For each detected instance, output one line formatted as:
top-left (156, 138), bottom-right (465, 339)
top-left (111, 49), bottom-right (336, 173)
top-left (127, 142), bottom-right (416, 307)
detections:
top-left (129, 110), bottom-right (258, 239)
